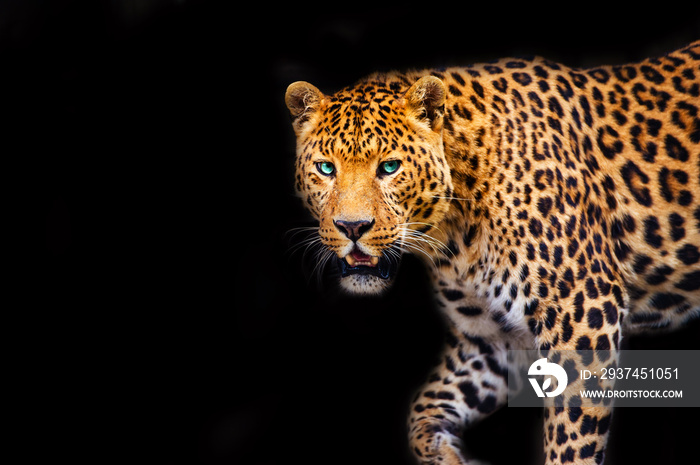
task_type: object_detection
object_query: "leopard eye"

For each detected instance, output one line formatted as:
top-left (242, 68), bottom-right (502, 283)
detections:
top-left (378, 160), bottom-right (401, 175)
top-left (315, 161), bottom-right (336, 176)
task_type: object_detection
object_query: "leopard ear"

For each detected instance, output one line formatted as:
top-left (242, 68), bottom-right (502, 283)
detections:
top-left (403, 76), bottom-right (446, 132)
top-left (285, 81), bottom-right (325, 133)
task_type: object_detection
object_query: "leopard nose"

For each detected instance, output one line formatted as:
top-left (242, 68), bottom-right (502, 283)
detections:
top-left (333, 219), bottom-right (375, 242)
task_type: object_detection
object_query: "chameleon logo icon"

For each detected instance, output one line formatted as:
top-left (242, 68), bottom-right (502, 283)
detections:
top-left (528, 358), bottom-right (568, 398)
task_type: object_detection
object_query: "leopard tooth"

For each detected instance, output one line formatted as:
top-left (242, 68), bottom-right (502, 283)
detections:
top-left (345, 254), bottom-right (357, 267)
top-left (370, 256), bottom-right (379, 266)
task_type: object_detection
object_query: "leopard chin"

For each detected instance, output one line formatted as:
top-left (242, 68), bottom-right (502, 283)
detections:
top-left (338, 273), bottom-right (394, 295)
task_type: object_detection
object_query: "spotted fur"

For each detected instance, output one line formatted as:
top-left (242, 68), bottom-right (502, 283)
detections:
top-left (285, 41), bottom-right (700, 464)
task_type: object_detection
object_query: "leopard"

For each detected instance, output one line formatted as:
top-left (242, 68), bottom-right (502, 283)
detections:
top-left (284, 40), bottom-right (700, 464)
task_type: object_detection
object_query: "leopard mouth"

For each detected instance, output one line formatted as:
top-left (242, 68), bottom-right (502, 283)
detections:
top-left (338, 247), bottom-right (393, 279)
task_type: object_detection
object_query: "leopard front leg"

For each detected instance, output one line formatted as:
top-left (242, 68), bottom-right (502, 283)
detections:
top-left (532, 288), bottom-right (624, 465)
top-left (408, 329), bottom-right (512, 465)
top-left (543, 404), bottom-right (612, 465)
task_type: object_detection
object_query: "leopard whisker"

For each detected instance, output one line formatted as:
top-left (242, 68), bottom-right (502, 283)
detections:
top-left (310, 247), bottom-right (336, 286)
top-left (395, 233), bottom-right (440, 267)
top-left (398, 224), bottom-right (454, 258)
top-left (432, 195), bottom-right (475, 202)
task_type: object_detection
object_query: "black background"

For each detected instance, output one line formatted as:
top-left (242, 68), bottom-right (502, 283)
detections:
top-left (22, 0), bottom-right (700, 463)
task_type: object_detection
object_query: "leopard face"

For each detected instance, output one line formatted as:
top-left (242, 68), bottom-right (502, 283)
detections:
top-left (285, 76), bottom-right (454, 294)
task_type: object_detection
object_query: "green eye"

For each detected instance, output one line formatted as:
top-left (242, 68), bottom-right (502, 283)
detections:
top-left (379, 160), bottom-right (401, 175)
top-left (316, 161), bottom-right (336, 176)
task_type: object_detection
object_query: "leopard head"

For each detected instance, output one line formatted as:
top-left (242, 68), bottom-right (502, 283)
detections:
top-left (285, 75), bottom-right (454, 294)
